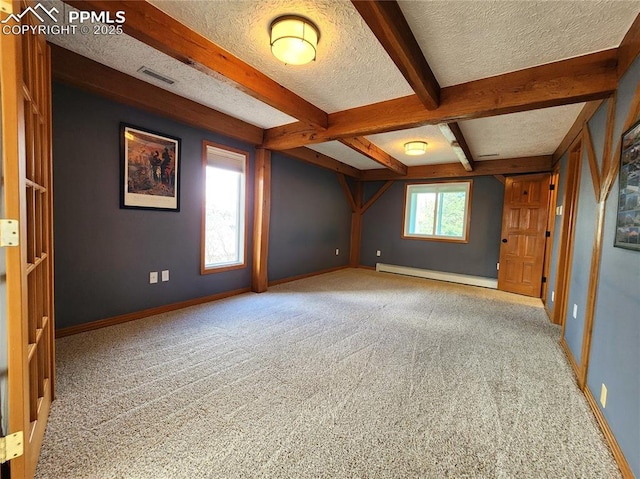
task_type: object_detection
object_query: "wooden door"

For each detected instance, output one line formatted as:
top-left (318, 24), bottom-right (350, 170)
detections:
top-left (498, 173), bottom-right (551, 297)
top-left (1, 1), bottom-right (55, 477)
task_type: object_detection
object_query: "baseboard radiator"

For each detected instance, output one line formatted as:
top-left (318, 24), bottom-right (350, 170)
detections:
top-left (376, 263), bottom-right (498, 289)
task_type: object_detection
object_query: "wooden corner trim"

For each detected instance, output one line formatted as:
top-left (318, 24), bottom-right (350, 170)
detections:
top-left (337, 173), bottom-right (357, 212)
top-left (55, 287), bottom-right (251, 338)
top-left (361, 180), bottom-right (394, 214)
top-left (584, 125), bottom-right (602, 203)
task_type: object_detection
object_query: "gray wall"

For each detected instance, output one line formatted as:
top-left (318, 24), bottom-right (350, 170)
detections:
top-left (268, 153), bottom-right (351, 281)
top-left (53, 83), bottom-right (255, 329)
top-left (563, 146), bottom-right (597, 364)
top-left (584, 59), bottom-right (640, 477)
top-left (546, 58), bottom-right (640, 476)
top-left (53, 83), bottom-right (355, 329)
top-left (360, 176), bottom-right (504, 278)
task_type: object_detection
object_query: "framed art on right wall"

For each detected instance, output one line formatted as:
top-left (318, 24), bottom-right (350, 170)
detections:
top-left (615, 118), bottom-right (640, 250)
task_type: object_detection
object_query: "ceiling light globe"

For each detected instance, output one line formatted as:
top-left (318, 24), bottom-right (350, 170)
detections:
top-left (404, 141), bottom-right (428, 156)
top-left (270, 16), bottom-right (319, 65)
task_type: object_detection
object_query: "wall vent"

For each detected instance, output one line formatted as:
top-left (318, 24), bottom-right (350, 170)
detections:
top-left (477, 153), bottom-right (499, 158)
top-left (137, 66), bottom-right (176, 85)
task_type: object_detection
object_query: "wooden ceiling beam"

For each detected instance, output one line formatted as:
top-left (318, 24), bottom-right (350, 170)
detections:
top-left (438, 123), bottom-right (474, 172)
top-left (50, 44), bottom-right (264, 145)
top-left (351, 0), bottom-right (440, 110)
top-left (51, 45), bottom-right (360, 179)
top-left (360, 156), bottom-right (553, 181)
top-left (339, 137), bottom-right (407, 175)
top-left (263, 49), bottom-right (618, 150)
top-left (280, 147), bottom-right (362, 179)
top-left (65, 0), bottom-right (328, 130)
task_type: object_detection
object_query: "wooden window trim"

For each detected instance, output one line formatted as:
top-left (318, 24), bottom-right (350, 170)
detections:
top-left (201, 140), bottom-right (250, 275)
top-left (401, 179), bottom-right (473, 244)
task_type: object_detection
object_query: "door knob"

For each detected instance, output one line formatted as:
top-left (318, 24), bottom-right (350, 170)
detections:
top-left (502, 238), bottom-right (508, 243)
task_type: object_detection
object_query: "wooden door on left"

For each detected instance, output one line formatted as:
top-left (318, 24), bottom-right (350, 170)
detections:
top-left (1, 1), bottom-right (55, 477)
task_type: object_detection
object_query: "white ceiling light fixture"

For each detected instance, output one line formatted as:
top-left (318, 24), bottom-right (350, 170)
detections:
top-left (404, 141), bottom-right (428, 156)
top-left (270, 15), bottom-right (320, 65)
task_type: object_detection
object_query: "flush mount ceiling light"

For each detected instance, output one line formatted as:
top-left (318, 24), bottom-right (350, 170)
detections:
top-left (404, 141), bottom-right (428, 156)
top-left (270, 15), bottom-right (320, 65)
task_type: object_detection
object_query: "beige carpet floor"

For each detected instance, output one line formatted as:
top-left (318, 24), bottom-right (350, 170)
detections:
top-left (36, 269), bottom-right (620, 478)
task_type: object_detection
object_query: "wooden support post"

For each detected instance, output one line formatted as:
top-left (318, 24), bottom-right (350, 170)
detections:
top-left (349, 181), bottom-right (364, 267)
top-left (252, 148), bottom-right (271, 293)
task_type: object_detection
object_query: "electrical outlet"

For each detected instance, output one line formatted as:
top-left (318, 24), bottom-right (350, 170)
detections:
top-left (572, 304), bottom-right (578, 319)
top-left (376, 250), bottom-right (381, 257)
top-left (162, 270), bottom-right (169, 282)
top-left (551, 291), bottom-right (555, 302)
top-left (496, 262), bottom-right (500, 271)
top-left (149, 272), bottom-right (158, 284)
top-left (335, 249), bottom-right (339, 255)
top-left (600, 383), bottom-right (607, 408)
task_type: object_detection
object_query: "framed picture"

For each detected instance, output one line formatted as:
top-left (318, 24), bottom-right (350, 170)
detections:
top-left (120, 123), bottom-right (181, 211)
top-left (615, 118), bottom-right (640, 250)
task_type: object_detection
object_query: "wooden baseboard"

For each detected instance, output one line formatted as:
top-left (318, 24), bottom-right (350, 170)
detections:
top-left (560, 337), bottom-right (582, 386)
top-left (56, 287), bottom-right (251, 338)
top-left (584, 386), bottom-right (635, 478)
top-left (561, 337), bottom-right (635, 478)
top-left (268, 265), bottom-right (349, 287)
top-left (543, 303), bottom-right (553, 321)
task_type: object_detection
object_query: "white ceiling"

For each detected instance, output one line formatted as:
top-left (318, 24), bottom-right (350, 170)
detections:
top-left (48, 1), bottom-right (296, 129)
top-left (459, 103), bottom-right (587, 160)
top-left (148, 0), bottom-right (415, 112)
top-left (399, 0), bottom-right (639, 86)
top-left (47, 0), bottom-right (640, 171)
top-left (308, 142), bottom-right (382, 170)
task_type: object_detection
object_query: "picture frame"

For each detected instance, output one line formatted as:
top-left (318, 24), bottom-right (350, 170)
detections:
top-left (615, 118), bottom-right (640, 250)
top-left (120, 123), bottom-right (181, 211)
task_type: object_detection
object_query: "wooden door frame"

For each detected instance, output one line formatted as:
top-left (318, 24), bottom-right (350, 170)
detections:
top-left (541, 166), bottom-right (560, 308)
top-left (554, 137), bottom-right (583, 330)
top-left (2, 3), bottom-right (55, 476)
top-left (1, 8), bottom-right (30, 477)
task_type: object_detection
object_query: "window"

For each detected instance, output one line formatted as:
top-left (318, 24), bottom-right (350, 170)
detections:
top-left (403, 181), bottom-right (472, 242)
top-left (201, 142), bottom-right (248, 273)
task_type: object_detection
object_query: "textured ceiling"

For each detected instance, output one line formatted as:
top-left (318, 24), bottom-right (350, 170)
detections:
top-left (459, 104), bottom-right (586, 160)
top-left (47, 1), bottom-right (296, 129)
top-left (366, 125), bottom-right (458, 167)
top-left (308, 142), bottom-right (382, 170)
top-left (47, 0), bottom-right (640, 170)
top-left (149, 0), bottom-right (415, 112)
top-left (399, 0), bottom-right (640, 86)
